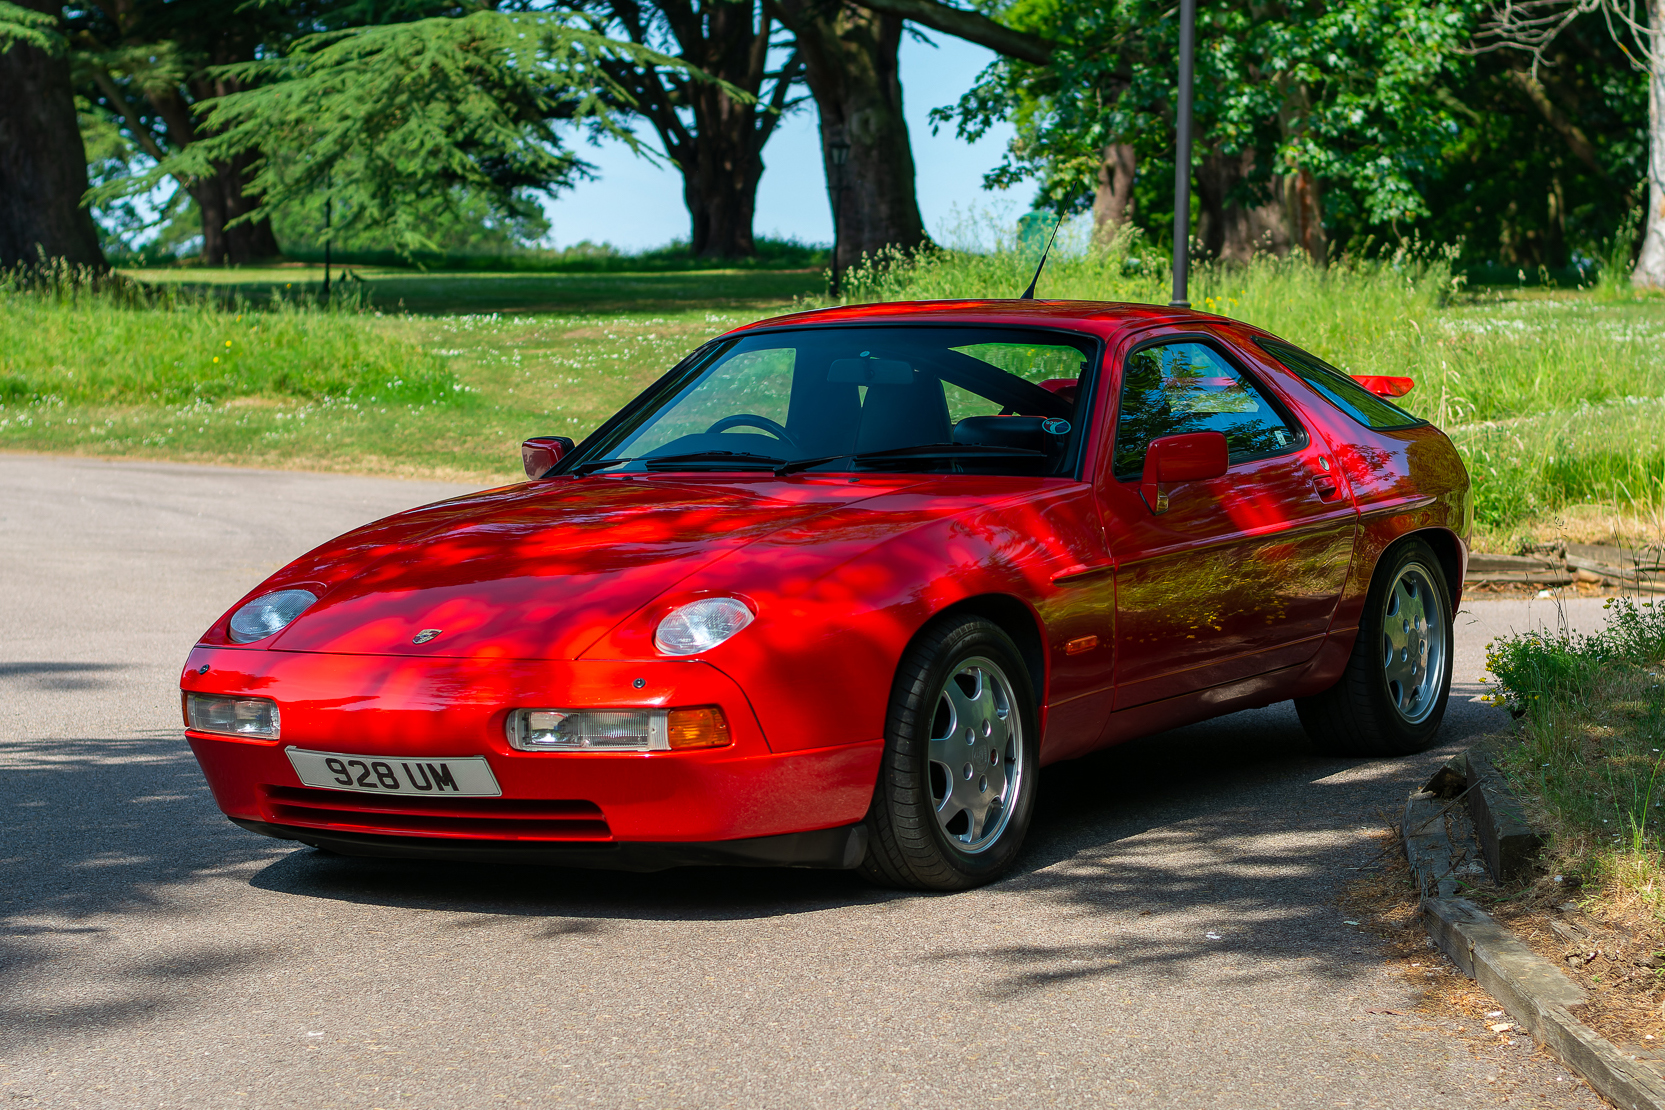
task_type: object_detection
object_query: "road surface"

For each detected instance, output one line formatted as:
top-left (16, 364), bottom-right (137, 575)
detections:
top-left (0, 454), bottom-right (1614, 1108)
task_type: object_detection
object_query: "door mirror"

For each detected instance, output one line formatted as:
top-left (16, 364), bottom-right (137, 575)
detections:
top-left (1140, 431), bottom-right (1228, 513)
top-left (522, 436), bottom-right (574, 479)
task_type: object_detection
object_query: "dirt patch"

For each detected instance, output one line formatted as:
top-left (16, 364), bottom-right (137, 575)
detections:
top-left (1488, 891), bottom-right (1665, 1048)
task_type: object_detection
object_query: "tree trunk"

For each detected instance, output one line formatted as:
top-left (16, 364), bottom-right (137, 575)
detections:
top-left (1634, 0), bottom-right (1665, 288)
top-left (1280, 167), bottom-right (1326, 264)
top-left (1194, 148), bottom-right (1287, 263)
top-left (1092, 143), bottom-right (1136, 244)
top-left (192, 151), bottom-right (281, 265)
top-left (0, 2), bottom-right (106, 269)
top-left (778, 0), bottom-right (928, 269)
top-left (672, 1), bottom-right (769, 259)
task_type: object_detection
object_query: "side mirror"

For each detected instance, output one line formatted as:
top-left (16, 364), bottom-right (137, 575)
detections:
top-left (521, 436), bottom-right (574, 480)
top-left (1140, 431), bottom-right (1228, 513)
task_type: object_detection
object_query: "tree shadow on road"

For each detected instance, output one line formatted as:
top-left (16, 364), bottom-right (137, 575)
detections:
top-left (1, 694), bottom-right (1508, 1049)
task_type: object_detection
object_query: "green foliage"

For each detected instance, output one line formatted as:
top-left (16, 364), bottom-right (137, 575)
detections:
top-left (0, 263), bottom-right (463, 407)
top-left (1485, 598), bottom-right (1665, 906)
top-left (0, 1), bottom-right (62, 52)
top-left (112, 10), bottom-right (712, 257)
top-left (942, 0), bottom-right (1476, 227)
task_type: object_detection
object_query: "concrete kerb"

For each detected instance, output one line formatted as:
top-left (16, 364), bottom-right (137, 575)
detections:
top-left (1404, 754), bottom-right (1665, 1110)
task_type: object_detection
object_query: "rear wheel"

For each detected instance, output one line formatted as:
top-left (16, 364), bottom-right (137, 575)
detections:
top-left (860, 616), bottom-right (1039, 890)
top-left (1296, 538), bottom-right (1453, 756)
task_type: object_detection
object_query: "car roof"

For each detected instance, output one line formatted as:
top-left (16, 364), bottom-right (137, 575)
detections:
top-left (728, 299), bottom-right (1240, 341)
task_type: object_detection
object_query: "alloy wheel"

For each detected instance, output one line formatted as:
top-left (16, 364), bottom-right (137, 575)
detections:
top-left (926, 656), bottom-right (1024, 853)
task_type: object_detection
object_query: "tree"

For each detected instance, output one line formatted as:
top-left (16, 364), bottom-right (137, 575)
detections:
top-left (121, 9), bottom-right (705, 259)
top-left (1475, 0), bottom-right (1665, 286)
top-left (66, 0), bottom-right (307, 263)
top-left (0, 1), bottom-right (105, 268)
top-left (774, 0), bottom-right (929, 269)
top-left (919, 0), bottom-right (1477, 263)
top-left (583, 0), bottom-right (805, 259)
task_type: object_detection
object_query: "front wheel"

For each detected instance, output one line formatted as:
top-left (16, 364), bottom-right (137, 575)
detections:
top-left (860, 616), bottom-right (1039, 891)
top-left (1296, 538), bottom-right (1454, 756)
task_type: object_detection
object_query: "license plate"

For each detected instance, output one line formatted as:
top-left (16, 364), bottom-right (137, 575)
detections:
top-left (285, 747), bottom-right (502, 797)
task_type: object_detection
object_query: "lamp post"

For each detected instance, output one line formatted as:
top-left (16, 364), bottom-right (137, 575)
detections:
top-left (825, 136), bottom-right (850, 298)
top-left (322, 190), bottom-right (332, 301)
top-left (1169, 0), bottom-right (1196, 309)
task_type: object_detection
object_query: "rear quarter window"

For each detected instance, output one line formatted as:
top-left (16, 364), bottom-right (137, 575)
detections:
top-left (1255, 338), bottom-right (1425, 431)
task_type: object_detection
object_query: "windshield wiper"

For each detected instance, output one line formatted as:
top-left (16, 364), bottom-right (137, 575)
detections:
top-left (570, 457), bottom-right (637, 475)
top-left (639, 451), bottom-right (786, 471)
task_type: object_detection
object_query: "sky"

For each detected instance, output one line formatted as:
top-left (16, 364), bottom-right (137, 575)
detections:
top-left (541, 33), bottom-right (1040, 251)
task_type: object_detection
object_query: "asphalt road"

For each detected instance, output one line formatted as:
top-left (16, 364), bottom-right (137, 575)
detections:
top-left (0, 454), bottom-right (1619, 1109)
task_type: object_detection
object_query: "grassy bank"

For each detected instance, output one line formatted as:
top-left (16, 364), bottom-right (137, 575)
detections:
top-left (1485, 598), bottom-right (1665, 913)
top-left (2, 247), bottom-right (1662, 534)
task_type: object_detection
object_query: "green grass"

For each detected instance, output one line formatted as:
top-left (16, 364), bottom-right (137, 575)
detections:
top-left (2, 241), bottom-right (1663, 530)
top-left (121, 264), bottom-right (826, 315)
top-left (1484, 599), bottom-right (1665, 911)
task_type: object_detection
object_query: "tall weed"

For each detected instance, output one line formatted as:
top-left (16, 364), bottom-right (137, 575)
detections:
top-left (1487, 598), bottom-right (1665, 908)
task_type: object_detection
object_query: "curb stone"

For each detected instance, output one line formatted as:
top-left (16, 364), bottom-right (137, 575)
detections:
top-left (1424, 750), bottom-right (1544, 884)
top-left (1402, 756), bottom-right (1665, 1109)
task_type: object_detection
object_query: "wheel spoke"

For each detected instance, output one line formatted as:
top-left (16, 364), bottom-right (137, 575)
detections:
top-left (1377, 563), bottom-right (1449, 726)
top-left (921, 656), bottom-right (1025, 852)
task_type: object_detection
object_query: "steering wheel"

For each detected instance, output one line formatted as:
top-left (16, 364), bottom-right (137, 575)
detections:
top-left (705, 413), bottom-right (802, 450)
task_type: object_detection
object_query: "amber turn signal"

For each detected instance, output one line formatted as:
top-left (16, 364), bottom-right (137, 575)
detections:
top-left (667, 706), bottom-right (731, 750)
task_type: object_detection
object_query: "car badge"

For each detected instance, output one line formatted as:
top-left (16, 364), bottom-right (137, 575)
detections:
top-left (412, 628), bottom-right (442, 644)
top-left (1041, 418), bottom-right (1071, 435)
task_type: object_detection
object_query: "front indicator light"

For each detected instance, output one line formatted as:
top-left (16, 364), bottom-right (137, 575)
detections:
top-left (186, 692), bottom-right (280, 739)
top-left (667, 706), bottom-right (731, 750)
top-left (654, 597), bottom-right (754, 656)
top-left (506, 707), bottom-right (732, 752)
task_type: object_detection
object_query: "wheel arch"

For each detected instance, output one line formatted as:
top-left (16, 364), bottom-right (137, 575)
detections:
top-left (1397, 527), bottom-right (1464, 603)
top-left (925, 593), bottom-right (1048, 704)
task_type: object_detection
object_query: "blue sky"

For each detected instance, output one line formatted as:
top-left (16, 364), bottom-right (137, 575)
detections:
top-left (541, 33), bottom-right (1040, 251)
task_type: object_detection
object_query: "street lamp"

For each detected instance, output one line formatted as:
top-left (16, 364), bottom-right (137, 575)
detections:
top-left (825, 136), bottom-right (851, 298)
top-left (1170, 0), bottom-right (1196, 309)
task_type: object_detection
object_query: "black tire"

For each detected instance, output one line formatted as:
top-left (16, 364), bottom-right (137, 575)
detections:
top-left (860, 615), bottom-right (1039, 891)
top-left (1296, 537), bottom-right (1454, 756)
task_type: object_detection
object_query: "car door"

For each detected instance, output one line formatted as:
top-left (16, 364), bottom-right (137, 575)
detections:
top-left (1096, 333), bottom-right (1359, 710)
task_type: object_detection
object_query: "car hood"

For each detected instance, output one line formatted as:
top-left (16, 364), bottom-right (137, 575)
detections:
top-left (264, 475), bottom-right (931, 660)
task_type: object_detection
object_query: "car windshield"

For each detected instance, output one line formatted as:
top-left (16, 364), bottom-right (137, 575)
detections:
top-left (566, 325), bottom-right (1097, 477)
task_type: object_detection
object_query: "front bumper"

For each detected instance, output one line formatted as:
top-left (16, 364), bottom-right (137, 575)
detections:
top-left (182, 646), bottom-right (883, 855)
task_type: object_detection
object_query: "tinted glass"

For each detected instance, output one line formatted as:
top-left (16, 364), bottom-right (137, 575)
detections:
top-left (1113, 341), bottom-right (1304, 480)
top-left (568, 326), bottom-right (1095, 477)
top-left (1256, 337), bottom-right (1423, 430)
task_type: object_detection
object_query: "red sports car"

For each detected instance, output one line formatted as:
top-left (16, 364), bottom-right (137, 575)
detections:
top-left (182, 300), bottom-right (1468, 890)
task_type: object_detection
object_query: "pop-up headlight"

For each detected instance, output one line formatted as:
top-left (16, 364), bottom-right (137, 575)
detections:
top-left (227, 589), bottom-right (318, 643)
top-left (653, 598), bottom-right (754, 656)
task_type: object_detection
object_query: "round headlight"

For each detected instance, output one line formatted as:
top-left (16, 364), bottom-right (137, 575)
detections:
top-left (228, 589), bottom-right (318, 643)
top-left (654, 598), bottom-right (754, 656)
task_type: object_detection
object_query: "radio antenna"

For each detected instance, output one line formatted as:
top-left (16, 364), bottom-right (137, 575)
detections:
top-left (1018, 212), bottom-right (1064, 300)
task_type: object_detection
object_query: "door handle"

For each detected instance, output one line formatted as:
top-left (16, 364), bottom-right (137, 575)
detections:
top-left (1313, 476), bottom-right (1339, 500)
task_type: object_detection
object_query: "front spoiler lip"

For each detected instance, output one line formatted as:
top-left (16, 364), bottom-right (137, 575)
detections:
top-left (232, 818), bottom-right (870, 871)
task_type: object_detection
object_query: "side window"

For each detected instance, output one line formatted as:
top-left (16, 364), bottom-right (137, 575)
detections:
top-left (1112, 341), bottom-right (1305, 480)
top-left (1255, 338), bottom-right (1424, 430)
